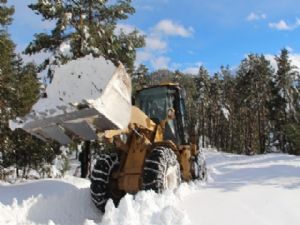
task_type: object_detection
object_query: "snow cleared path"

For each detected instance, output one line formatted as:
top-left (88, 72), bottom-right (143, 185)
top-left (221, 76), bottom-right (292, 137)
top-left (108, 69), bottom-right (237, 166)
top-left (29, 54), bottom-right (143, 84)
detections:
top-left (1, 149), bottom-right (300, 225)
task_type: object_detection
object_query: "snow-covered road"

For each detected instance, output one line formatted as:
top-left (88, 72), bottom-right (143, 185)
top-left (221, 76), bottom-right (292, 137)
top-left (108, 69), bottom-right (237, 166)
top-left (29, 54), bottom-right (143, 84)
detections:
top-left (1, 149), bottom-right (300, 225)
top-left (183, 151), bottom-right (300, 225)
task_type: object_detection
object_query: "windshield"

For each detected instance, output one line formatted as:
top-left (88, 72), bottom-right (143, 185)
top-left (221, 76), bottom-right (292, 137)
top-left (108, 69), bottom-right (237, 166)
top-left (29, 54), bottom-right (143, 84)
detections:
top-left (135, 87), bottom-right (175, 123)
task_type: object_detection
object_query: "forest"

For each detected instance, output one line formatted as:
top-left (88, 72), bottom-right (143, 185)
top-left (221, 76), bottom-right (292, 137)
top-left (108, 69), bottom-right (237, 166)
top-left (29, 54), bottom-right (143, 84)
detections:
top-left (133, 52), bottom-right (300, 156)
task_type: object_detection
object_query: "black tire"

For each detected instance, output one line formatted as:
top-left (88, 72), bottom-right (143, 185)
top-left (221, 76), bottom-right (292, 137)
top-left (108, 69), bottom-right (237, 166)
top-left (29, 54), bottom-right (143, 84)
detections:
top-left (191, 152), bottom-right (208, 181)
top-left (143, 146), bottom-right (181, 192)
top-left (90, 153), bottom-right (120, 212)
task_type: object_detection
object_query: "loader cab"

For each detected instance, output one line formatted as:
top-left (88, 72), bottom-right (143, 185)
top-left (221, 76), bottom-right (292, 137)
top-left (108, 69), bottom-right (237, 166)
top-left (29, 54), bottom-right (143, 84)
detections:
top-left (134, 84), bottom-right (189, 145)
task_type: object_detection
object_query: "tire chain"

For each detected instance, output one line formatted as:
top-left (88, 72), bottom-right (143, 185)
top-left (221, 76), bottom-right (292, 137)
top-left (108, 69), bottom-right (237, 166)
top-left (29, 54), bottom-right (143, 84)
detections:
top-left (90, 153), bottom-right (119, 212)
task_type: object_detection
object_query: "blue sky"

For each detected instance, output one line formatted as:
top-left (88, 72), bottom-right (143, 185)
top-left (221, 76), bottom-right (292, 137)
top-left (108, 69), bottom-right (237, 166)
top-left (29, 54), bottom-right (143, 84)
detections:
top-left (8, 0), bottom-right (300, 74)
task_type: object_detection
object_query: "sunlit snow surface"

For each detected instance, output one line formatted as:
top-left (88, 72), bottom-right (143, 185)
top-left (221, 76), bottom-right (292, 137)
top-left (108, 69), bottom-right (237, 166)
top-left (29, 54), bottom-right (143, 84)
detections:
top-left (1, 149), bottom-right (300, 225)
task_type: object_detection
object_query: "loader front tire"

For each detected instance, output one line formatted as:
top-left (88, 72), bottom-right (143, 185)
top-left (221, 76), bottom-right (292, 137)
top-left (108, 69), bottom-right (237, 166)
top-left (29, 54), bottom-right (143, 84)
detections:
top-left (143, 146), bottom-right (181, 192)
top-left (90, 153), bottom-right (121, 212)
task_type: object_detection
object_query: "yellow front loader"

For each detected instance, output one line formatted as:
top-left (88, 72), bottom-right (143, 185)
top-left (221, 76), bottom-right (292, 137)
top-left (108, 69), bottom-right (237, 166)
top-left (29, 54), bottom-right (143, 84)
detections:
top-left (10, 56), bottom-right (207, 212)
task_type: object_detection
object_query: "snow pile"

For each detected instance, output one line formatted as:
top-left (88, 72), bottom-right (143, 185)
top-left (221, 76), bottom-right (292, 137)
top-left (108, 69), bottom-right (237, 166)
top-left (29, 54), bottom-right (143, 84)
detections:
top-left (10, 55), bottom-right (132, 131)
top-left (100, 189), bottom-right (191, 225)
top-left (0, 177), bottom-right (100, 225)
top-left (20, 55), bottom-right (115, 121)
top-left (1, 150), bottom-right (300, 225)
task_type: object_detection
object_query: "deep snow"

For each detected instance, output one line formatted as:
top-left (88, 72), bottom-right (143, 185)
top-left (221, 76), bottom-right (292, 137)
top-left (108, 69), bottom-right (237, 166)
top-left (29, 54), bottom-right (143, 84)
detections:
top-left (1, 149), bottom-right (300, 225)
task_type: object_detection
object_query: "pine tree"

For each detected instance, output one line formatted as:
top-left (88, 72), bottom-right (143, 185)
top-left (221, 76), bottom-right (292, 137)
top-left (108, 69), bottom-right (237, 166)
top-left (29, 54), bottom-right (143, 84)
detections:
top-left (0, 1), bottom-right (56, 179)
top-left (24, 1), bottom-right (145, 177)
top-left (208, 71), bottom-right (234, 151)
top-left (0, 0), bottom-right (15, 151)
top-left (0, 0), bottom-right (14, 174)
top-left (207, 73), bottom-right (222, 148)
top-left (25, 0), bottom-right (145, 79)
top-left (270, 48), bottom-right (299, 152)
top-left (195, 66), bottom-right (211, 148)
top-left (12, 61), bottom-right (40, 117)
top-left (275, 49), bottom-right (297, 118)
top-left (236, 54), bottom-right (273, 154)
top-left (255, 55), bottom-right (273, 153)
top-left (219, 66), bottom-right (235, 152)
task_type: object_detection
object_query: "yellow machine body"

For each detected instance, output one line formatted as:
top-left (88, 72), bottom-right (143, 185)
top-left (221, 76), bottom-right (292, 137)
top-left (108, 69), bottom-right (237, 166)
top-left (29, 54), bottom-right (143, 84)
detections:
top-left (104, 84), bottom-right (199, 194)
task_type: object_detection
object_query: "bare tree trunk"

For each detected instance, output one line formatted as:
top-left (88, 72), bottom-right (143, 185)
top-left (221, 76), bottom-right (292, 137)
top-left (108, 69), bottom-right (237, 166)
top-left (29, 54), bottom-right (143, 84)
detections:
top-left (261, 108), bottom-right (266, 154)
top-left (201, 105), bottom-right (205, 148)
top-left (258, 108), bottom-right (263, 154)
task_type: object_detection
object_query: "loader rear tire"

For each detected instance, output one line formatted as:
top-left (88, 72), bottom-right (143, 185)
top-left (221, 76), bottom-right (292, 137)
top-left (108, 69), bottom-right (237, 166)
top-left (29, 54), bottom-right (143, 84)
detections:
top-left (90, 153), bottom-right (121, 212)
top-left (191, 152), bottom-right (207, 181)
top-left (143, 146), bottom-right (181, 192)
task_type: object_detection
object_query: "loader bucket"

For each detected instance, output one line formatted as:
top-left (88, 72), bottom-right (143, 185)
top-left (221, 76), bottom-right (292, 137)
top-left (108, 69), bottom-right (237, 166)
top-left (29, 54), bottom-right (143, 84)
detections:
top-left (9, 55), bottom-right (132, 145)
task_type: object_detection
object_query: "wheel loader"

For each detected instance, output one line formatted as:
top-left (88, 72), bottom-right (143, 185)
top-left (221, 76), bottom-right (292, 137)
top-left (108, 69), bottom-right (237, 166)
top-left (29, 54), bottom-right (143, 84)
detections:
top-left (10, 55), bottom-right (207, 212)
